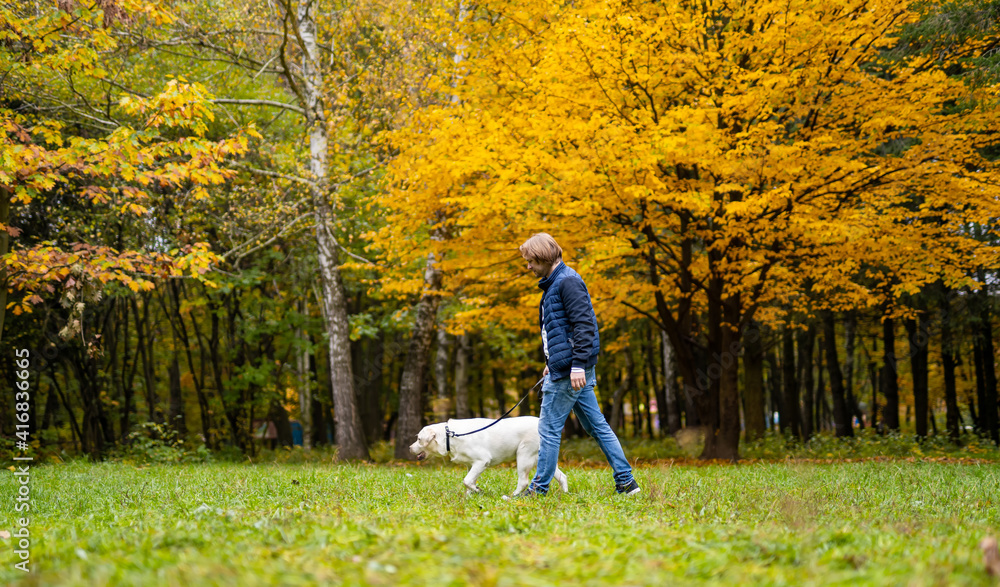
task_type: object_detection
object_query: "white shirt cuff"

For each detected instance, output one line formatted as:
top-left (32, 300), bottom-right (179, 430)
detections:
top-left (570, 367), bottom-right (585, 374)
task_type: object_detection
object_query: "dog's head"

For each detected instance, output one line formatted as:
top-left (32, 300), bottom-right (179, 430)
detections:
top-left (409, 425), bottom-right (443, 460)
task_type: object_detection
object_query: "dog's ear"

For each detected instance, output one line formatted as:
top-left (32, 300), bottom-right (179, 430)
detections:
top-left (416, 427), bottom-right (436, 447)
top-left (427, 427), bottom-right (446, 454)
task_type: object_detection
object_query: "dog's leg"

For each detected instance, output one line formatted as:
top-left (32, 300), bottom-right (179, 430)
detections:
top-left (513, 459), bottom-right (533, 495)
top-left (554, 467), bottom-right (569, 492)
top-left (514, 447), bottom-right (538, 496)
top-left (463, 460), bottom-right (489, 494)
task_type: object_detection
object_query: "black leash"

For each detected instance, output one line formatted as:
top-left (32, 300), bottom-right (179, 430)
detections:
top-left (445, 376), bottom-right (545, 453)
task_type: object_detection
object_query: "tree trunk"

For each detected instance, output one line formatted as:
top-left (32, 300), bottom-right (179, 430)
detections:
top-left (639, 324), bottom-right (660, 436)
top-left (492, 368), bottom-right (506, 415)
top-left (699, 267), bottom-right (725, 458)
top-left (357, 335), bottom-right (385, 446)
top-left (799, 326), bottom-right (815, 439)
top-left (296, 302), bottom-right (312, 449)
top-left (766, 347), bottom-right (783, 431)
top-left (309, 337), bottom-right (329, 446)
top-left (905, 314), bottom-right (930, 439)
top-left (705, 293), bottom-right (742, 460)
top-left (815, 338), bottom-right (825, 431)
top-left (940, 287), bottom-right (960, 442)
top-left (868, 360), bottom-right (880, 430)
top-left (394, 253), bottom-right (443, 459)
top-left (660, 329), bottom-right (681, 435)
top-left (50, 363), bottom-right (84, 454)
top-left (695, 257), bottom-right (743, 461)
top-left (160, 284), bottom-right (216, 449)
top-left (434, 322), bottom-right (451, 420)
top-left (976, 279), bottom-right (999, 444)
top-left (610, 350), bottom-right (634, 434)
top-left (742, 322), bottom-right (766, 441)
top-left (167, 353), bottom-right (187, 437)
top-left (131, 295), bottom-right (160, 424)
top-left (641, 375), bottom-right (654, 438)
top-left (647, 228), bottom-right (703, 431)
top-left (268, 400), bottom-right (294, 447)
top-left (882, 316), bottom-right (900, 431)
top-left (781, 328), bottom-right (802, 438)
top-left (454, 332), bottom-right (471, 418)
top-left (69, 345), bottom-right (114, 461)
top-left (844, 312), bottom-right (864, 428)
top-left (39, 375), bottom-right (59, 433)
top-left (823, 312), bottom-right (853, 437)
top-left (107, 300), bottom-right (130, 443)
top-left (519, 365), bottom-right (534, 416)
top-left (295, 0), bottom-right (368, 461)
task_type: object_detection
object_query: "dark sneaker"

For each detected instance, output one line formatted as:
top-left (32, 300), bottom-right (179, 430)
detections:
top-left (521, 485), bottom-right (545, 497)
top-left (504, 485), bottom-right (545, 501)
top-left (616, 479), bottom-right (641, 496)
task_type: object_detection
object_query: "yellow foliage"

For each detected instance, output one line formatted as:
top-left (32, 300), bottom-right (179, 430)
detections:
top-left (1, 1), bottom-right (255, 311)
top-left (379, 0), bottom-right (1000, 338)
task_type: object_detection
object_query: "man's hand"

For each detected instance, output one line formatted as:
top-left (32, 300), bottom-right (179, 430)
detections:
top-left (543, 365), bottom-right (549, 377)
top-left (570, 370), bottom-right (586, 390)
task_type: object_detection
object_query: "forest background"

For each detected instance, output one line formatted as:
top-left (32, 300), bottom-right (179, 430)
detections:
top-left (4, 0), bottom-right (1000, 463)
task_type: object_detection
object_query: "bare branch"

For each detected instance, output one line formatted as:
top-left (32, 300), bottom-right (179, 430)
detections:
top-left (211, 98), bottom-right (305, 115)
top-left (225, 212), bottom-right (312, 264)
top-left (229, 162), bottom-right (315, 186)
top-left (323, 221), bottom-right (377, 267)
top-left (620, 300), bottom-right (668, 332)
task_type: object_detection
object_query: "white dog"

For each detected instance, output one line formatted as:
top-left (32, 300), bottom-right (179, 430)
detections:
top-left (409, 416), bottom-right (569, 496)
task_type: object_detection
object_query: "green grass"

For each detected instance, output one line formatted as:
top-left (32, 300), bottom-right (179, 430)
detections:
top-left (2, 441), bottom-right (1000, 586)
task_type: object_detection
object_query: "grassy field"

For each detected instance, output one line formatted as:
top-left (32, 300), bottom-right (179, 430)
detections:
top-left (2, 440), bottom-right (1000, 586)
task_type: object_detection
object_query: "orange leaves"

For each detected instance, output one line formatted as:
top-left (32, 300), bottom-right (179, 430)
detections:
top-left (119, 79), bottom-right (216, 136)
top-left (6, 242), bottom-right (217, 313)
top-left (1, 2), bottom-right (260, 318)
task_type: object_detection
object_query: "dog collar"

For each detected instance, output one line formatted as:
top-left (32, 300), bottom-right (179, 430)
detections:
top-left (445, 424), bottom-right (455, 453)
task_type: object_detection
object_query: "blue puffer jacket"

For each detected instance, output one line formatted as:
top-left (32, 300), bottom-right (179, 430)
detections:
top-left (538, 262), bottom-right (601, 380)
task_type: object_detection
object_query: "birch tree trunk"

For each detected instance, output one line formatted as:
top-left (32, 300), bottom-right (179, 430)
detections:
top-left (297, 0), bottom-right (368, 460)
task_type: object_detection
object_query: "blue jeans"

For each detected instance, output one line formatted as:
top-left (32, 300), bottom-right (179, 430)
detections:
top-left (530, 366), bottom-right (635, 493)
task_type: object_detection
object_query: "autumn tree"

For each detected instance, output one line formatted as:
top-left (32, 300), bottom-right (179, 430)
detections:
top-left (0, 0), bottom-right (262, 454)
top-left (381, 0), bottom-right (1000, 459)
top-left (1, 1), bottom-right (255, 343)
top-left (114, 0), bottom-right (444, 459)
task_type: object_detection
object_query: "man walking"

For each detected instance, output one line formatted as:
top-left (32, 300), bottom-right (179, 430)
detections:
top-left (519, 233), bottom-right (640, 496)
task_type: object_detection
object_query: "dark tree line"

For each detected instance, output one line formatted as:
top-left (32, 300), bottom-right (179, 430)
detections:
top-left (4, 265), bottom-right (997, 461)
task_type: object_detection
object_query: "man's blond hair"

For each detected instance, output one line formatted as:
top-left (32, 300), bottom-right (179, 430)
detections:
top-left (519, 233), bottom-right (563, 265)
